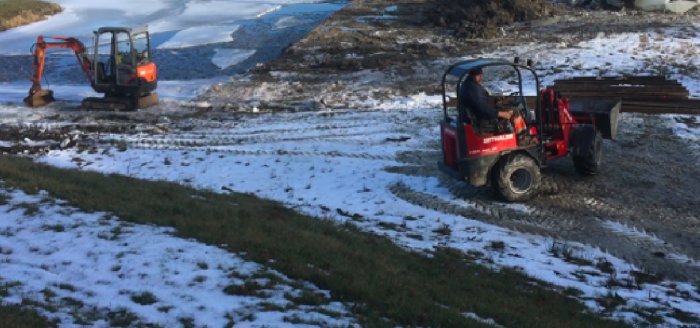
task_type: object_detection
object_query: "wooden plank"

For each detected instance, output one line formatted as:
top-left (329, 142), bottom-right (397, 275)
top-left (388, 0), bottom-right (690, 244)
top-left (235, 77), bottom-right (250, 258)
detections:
top-left (622, 106), bottom-right (700, 115)
top-left (555, 92), bottom-right (689, 101)
top-left (524, 95), bottom-right (700, 115)
top-left (553, 85), bottom-right (688, 93)
top-left (557, 76), bottom-right (671, 83)
top-left (622, 100), bottom-right (700, 114)
top-left (554, 80), bottom-right (682, 86)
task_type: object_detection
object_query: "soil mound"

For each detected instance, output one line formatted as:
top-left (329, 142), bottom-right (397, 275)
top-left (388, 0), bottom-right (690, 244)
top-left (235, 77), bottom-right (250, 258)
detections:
top-left (428, 0), bottom-right (555, 38)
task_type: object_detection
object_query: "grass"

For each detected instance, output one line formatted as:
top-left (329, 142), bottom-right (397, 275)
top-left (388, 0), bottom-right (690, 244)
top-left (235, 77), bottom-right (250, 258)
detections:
top-left (0, 304), bottom-right (54, 328)
top-left (0, 155), bottom-right (629, 327)
top-left (130, 292), bottom-right (158, 306)
top-left (669, 308), bottom-right (699, 324)
top-left (284, 290), bottom-right (329, 306)
top-left (223, 281), bottom-right (268, 297)
top-left (107, 308), bottom-right (139, 327)
top-left (0, 0), bottom-right (62, 31)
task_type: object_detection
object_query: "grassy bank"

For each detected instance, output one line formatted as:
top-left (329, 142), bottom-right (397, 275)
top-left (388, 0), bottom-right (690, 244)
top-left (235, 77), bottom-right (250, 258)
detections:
top-left (0, 0), bottom-right (62, 31)
top-left (0, 155), bottom-right (628, 327)
top-left (0, 304), bottom-right (53, 327)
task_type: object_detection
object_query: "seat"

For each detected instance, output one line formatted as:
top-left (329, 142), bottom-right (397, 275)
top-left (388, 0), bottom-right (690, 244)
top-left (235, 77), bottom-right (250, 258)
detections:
top-left (96, 62), bottom-right (113, 83)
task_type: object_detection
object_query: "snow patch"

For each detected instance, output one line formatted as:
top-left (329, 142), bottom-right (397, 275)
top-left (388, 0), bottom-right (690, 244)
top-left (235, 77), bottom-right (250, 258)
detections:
top-left (0, 0), bottom-right (320, 54)
top-left (0, 188), bottom-right (358, 327)
top-left (34, 108), bottom-right (700, 326)
top-left (211, 48), bottom-right (256, 69)
top-left (157, 25), bottom-right (237, 49)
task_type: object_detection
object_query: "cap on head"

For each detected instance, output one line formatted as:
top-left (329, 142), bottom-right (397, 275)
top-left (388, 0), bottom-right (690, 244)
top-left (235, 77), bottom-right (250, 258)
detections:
top-left (468, 68), bottom-right (483, 77)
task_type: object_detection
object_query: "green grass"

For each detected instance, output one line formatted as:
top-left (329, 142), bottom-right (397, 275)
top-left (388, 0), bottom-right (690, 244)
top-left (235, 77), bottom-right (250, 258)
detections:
top-left (0, 0), bottom-right (62, 31)
top-left (0, 155), bottom-right (629, 327)
top-left (130, 292), bottom-right (158, 306)
top-left (0, 304), bottom-right (54, 328)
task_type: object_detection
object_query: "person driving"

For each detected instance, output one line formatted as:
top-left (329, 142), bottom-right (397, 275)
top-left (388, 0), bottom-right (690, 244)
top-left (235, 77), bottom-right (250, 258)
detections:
top-left (460, 68), bottom-right (514, 133)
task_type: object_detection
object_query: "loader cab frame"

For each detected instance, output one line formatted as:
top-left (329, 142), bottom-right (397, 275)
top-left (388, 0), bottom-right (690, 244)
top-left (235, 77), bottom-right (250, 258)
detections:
top-left (441, 59), bottom-right (541, 131)
top-left (438, 58), bottom-right (549, 202)
top-left (438, 58), bottom-right (620, 202)
top-left (440, 58), bottom-right (544, 165)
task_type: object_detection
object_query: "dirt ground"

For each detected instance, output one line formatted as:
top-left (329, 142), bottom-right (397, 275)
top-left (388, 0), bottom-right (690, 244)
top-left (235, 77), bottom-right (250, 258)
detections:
top-left (2, 0), bottom-right (700, 284)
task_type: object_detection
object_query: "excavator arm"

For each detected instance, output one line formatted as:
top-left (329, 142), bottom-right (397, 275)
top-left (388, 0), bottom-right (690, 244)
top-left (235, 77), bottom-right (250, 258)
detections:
top-left (25, 35), bottom-right (93, 107)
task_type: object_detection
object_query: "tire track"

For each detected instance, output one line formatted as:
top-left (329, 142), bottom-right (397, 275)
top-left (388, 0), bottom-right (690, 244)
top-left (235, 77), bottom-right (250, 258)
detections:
top-left (122, 143), bottom-right (396, 161)
top-left (43, 109), bottom-right (700, 281)
top-left (387, 113), bottom-right (700, 281)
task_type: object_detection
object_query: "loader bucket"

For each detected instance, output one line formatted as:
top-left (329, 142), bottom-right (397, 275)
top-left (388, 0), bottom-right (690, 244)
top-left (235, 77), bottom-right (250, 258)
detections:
top-left (569, 97), bottom-right (621, 140)
top-left (24, 89), bottom-right (55, 107)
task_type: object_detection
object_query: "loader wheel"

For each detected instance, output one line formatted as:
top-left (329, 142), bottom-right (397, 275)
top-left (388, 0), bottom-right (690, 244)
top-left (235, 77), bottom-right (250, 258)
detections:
top-left (493, 154), bottom-right (540, 202)
top-left (573, 130), bottom-right (602, 176)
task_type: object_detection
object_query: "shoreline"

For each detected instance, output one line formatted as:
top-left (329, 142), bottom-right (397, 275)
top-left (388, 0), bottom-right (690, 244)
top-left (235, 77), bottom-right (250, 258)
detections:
top-left (202, 0), bottom-right (700, 112)
top-left (0, 0), bottom-right (61, 32)
top-left (0, 1), bottom-right (346, 91)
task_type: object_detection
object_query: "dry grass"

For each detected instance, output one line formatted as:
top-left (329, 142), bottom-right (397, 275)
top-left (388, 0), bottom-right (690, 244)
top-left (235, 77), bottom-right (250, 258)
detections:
top-left (0, 0), bottom-right (62, 31)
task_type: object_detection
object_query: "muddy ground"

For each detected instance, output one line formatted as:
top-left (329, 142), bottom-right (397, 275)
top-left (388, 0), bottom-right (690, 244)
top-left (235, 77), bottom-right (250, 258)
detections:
top-left (1, 0), bottom-right (700, 284)
top-left (200, 1), bottom-right (700, 283)
top-left (199, 0), bottom-right (700, 284)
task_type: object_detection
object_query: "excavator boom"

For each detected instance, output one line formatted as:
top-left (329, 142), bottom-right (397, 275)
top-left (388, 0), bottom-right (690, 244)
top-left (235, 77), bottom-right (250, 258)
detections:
top-left (24, 35), bottom-right (93, 107)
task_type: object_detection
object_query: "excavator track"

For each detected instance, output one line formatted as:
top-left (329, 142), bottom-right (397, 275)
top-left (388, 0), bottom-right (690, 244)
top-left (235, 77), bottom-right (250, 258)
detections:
top-left (82, 93), bottom-right (158, 112)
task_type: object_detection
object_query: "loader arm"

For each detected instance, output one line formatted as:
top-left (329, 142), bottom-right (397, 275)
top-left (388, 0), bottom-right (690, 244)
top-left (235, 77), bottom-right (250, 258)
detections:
top-left (25, 36), bottom-right (93, 106)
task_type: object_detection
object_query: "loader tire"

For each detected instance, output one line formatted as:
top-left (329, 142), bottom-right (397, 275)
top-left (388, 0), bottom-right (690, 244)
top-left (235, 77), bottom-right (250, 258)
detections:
top-left (493, 154), bottom-right (540, 202)
top-left (573, 130), bottom-right (602, 176)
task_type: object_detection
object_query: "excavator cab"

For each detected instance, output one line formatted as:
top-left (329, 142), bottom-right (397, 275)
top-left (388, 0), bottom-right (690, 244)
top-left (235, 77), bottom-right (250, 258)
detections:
top-left (86, 27), bottom-right (158, 110)
top-left (24, 26), bottom-right (157, 111)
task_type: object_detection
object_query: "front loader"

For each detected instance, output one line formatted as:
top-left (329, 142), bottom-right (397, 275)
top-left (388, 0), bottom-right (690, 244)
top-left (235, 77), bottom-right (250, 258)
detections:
top-left (438, 58), bottom-right (620, 202)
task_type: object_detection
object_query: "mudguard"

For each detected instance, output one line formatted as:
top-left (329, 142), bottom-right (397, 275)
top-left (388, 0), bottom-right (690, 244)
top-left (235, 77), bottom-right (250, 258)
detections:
top-left (463, 154), bottom-right (499, 187)
top-left (570, 124), bottom-right (596, 158)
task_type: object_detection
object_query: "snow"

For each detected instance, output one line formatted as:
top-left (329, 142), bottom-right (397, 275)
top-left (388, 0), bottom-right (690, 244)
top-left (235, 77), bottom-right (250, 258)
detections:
top-left (211, 48), bottom-right (257, 70)
top-left (669, 114), bottom-right (700, 142)
top-left (0, 0), bottom-right (323, 54)
top-left (479, 27), bottom-right (700, 97)
top-left (0, 77), bottom-right (229, 106)
top-left (157, 25), bottom-right (238, 49)
top-left (33, 108), bottom-right (700, 327)
top-left (666, 114), bottom-right (700, 157)
top-left (2, 2), bottom-right (700, 326)
top-left (0, 188), bottom-right (358, 327)
top-left (274, 16), bottom-right (305, 29)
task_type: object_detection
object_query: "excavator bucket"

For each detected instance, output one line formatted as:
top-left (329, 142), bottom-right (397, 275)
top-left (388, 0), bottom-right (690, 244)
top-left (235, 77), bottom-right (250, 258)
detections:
top-left (24, 89), bottom-right (55, 107)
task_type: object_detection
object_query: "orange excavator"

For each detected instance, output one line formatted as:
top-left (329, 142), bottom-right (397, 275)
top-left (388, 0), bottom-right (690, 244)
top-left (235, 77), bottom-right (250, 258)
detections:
top-left (24, 26), bottom-right (158, 111)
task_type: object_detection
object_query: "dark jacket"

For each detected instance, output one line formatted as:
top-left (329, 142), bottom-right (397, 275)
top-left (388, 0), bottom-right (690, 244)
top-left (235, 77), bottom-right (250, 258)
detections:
top-left (460, 79), bottom-right (497, 121)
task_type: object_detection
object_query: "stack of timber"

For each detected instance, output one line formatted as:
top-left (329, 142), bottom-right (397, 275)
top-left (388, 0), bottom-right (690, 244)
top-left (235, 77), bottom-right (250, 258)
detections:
top-left (552, 76), bottom-right (700, 115)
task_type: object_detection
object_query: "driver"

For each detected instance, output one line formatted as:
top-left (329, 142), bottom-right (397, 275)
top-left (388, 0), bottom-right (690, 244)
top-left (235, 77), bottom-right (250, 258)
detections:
top-left (460, 68), bottom-right (514, 133)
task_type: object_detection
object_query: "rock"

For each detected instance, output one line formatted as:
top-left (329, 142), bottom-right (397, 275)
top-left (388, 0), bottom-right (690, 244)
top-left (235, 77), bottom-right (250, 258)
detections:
top-left (195, 101), bottom-right (213, 111)
top-left (60, 137), bottom-right (72, 148)
top-left (665, 0), bottom-right (698, 13)
top-left (635, 0), bottom-right (669, 11)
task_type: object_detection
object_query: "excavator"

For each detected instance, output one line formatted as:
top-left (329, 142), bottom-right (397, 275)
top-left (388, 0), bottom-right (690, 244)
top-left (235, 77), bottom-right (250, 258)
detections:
top-left (24, 26), bottom-right (158, 111)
